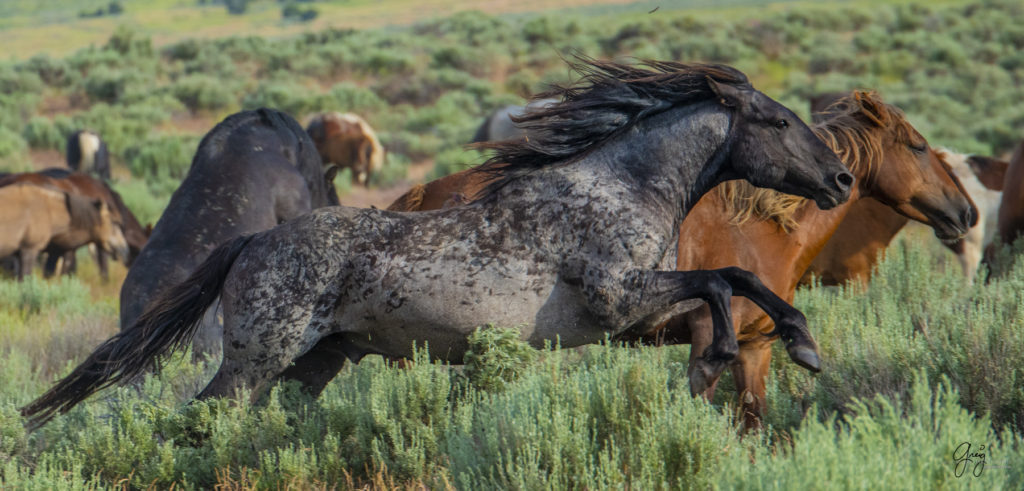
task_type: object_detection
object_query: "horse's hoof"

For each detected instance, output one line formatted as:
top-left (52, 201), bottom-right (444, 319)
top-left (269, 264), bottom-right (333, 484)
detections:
top-left (786, 344), bottom-right (821, 372)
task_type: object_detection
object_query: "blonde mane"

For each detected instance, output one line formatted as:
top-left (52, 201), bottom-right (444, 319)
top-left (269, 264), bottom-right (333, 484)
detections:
top-left (334, 113), bottom-right (385, 174)
top-left (718, 90), bottom-right (917, 232)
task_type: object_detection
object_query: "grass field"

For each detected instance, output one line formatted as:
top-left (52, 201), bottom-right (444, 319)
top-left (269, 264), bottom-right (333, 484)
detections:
top-left (1, 0), bottom-right (1024, 488)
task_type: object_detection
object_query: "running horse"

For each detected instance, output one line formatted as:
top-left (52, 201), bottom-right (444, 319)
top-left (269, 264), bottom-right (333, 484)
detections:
top-left (804, 148), bottom-right (1003, 285)
top-left (23, 58), bottom-right (855, 425)
top-left (624, 91), bottom-right (974, 427)
top-left (389, 91), bottom-right (975, 428)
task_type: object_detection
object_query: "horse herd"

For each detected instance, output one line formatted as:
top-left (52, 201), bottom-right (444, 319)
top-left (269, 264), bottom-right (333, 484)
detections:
top-left (10, 57), bottom-right (1023, 432)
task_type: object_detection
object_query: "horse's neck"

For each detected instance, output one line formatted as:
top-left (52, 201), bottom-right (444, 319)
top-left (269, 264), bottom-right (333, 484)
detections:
top-left (784, 186), bottom-right (866, 284)
top-left (577, 102), bottom-right (732, 221)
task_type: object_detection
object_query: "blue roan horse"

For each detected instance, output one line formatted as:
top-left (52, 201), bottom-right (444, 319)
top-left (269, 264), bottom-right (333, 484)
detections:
top-left (23, 58), bottom-right (854, 425)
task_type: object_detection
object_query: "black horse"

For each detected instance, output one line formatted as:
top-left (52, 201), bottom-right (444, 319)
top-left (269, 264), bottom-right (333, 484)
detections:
top-left (118, 109), bottom-right (340, 355)
top-left (66, 130), bottom-right (111, 181)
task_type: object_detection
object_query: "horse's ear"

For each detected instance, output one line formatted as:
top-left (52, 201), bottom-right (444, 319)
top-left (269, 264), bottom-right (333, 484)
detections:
top-left (852, 91), bottom-right (887, 127)
top-left (324, 164), bottom-right (340, 183)
top-left (707, 76), bottom-right (741, 108)
top-left (967, 155), bottom-right (1009, 191)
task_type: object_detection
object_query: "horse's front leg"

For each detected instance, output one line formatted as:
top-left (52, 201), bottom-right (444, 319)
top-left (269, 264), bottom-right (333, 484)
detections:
top-left (710, 267), bottom-right (820, 372)
top-left (618, 270), bottom-right (741, 395)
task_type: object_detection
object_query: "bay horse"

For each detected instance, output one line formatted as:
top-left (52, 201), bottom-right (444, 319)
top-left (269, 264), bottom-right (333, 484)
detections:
top-left (66, 130), bottom-right (111, 181)
top-left (0, 169), bottom-right (149, 280)
top-left (118, 108), bottom-right (340, 357)
top-left (23, 58), bottom-right (856, 425)
top-left (391, 91), bottom-right (976, 429)
top-left (804, 149), bottom-right (1003, 285)
top-left (470, 98), bottom-right (559, 143)
top-left (306, 112), bottom-right (385, 186)
top-left (0, 183), bottom-right (128, 281)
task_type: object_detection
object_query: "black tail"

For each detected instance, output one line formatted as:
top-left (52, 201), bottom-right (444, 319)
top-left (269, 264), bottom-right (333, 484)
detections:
top-left (21, 234), bottom-right (255, 427)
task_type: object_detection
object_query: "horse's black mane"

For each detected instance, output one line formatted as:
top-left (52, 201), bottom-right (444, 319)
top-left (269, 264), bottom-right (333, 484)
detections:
top-left (473, 56), bottom-right (751, 198)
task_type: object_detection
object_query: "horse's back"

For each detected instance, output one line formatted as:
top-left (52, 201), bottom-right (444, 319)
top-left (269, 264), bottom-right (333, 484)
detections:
top-left (387, 168), bottom-right (490, 212)
top-left (120, 117), bottom-right (318, 331)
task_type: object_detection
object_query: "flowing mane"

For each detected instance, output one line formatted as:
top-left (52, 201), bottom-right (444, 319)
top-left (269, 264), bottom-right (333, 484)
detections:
top-left (720, 90), bottom-right (915, 231)
top-left (473, 56), bottom-right (752, 198)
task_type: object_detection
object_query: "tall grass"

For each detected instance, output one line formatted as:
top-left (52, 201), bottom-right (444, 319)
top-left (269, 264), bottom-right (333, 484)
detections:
top-left (2, 239), bottom-right (1024, 488)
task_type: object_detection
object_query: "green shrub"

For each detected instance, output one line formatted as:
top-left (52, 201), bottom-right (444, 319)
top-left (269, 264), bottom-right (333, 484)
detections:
top-left (22, 117), bottom-right (65, 151)
top-left (0, 127), bottom-right (28, 160)
top-left (171, 74), bottom-right (236, 112)
top-left (241, 80), bottom-right (316, 115)
top-left (462, 326), bottom-right (538, 392)
top-left (124, 134), bottom-right (199, 183)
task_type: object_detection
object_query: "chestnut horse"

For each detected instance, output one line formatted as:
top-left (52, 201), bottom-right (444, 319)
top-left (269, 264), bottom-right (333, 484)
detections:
top-left (306, 112), bottom-right (384, 186)
top-left (0, 183), bottom-right (128, 280)
top-left (804, 149), bottom-right (1004, 285)
top-left (389, 91), bottom-right (975, 429)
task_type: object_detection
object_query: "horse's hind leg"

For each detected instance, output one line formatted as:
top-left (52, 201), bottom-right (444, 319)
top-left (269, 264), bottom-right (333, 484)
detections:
top-left (197, 295), bottom-right (322, 402)
top-left (712, 267), bottom-right (820, 372)
top-left (275, 333), bottom-right (351, 397)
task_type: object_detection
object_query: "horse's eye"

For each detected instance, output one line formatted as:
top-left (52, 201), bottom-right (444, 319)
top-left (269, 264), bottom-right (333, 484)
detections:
top-left (909, 143), bottom-right (927, 154)
top-left (775, 119), bottom-right (789, 129)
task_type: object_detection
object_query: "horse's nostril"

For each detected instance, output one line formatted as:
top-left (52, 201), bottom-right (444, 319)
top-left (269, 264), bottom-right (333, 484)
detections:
top-left (963, 207), bottom-right (978, 228)
top-left (835, 172), bottom-right (854, 190)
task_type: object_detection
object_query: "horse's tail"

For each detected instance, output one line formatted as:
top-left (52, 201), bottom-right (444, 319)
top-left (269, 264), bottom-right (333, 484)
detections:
top-left (386, 183), bottom-right (426, 212)
top-left (21, 234), bottom-right (255, 427)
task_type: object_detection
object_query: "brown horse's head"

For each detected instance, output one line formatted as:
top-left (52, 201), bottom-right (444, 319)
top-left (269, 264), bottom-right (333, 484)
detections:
top-left (307, 112), bottom-right (385, 187)
top-left (815, 91), bottom-right (976, 241)
top-left (66, 194), bottom-right (129, 260)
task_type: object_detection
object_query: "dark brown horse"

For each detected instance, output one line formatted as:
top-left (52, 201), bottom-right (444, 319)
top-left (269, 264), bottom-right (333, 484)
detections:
top-left (389, 91), bottom-right (975, 429)
top-left (306, 112), bottom-right (384, 186)
top-left (995, 141), bottom-right (1024, 248)
top-left (804, 149), bottom-right (1004, 285)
